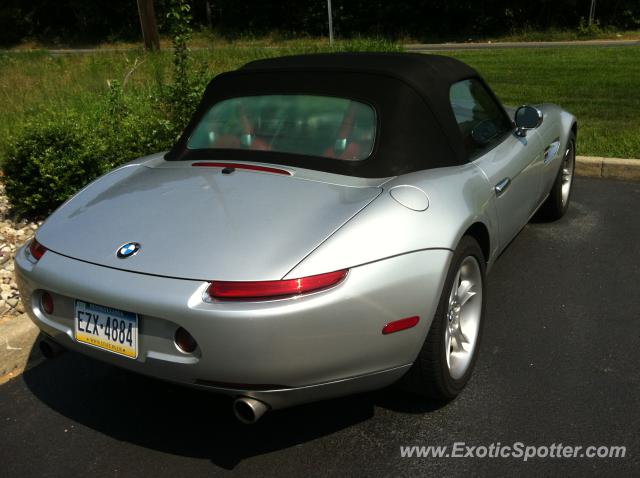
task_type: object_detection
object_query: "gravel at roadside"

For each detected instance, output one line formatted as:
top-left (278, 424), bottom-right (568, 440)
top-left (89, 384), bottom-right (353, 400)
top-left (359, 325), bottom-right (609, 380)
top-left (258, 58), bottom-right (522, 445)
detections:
top-left (0, 183), bottom-right (40, 317)
top-left (0, 183), bottom-right (42, 382)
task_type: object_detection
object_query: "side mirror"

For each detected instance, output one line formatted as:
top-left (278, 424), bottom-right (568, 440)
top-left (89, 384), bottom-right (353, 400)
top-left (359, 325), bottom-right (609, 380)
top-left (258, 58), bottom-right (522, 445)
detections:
top-left (514, 105), bottom-right (543, 137)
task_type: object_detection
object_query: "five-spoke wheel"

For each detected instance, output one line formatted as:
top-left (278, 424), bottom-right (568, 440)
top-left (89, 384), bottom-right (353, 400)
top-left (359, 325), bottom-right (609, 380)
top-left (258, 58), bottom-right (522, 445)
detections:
top-left (445, 256), bottom-right (483, 380)
top-left (401, 236), bottom-right (486, 401)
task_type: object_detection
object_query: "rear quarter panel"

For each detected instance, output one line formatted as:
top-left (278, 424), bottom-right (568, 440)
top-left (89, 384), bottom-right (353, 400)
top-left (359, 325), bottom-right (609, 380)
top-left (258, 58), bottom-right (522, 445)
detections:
top-left (285, 162), bottom-right (497, 279)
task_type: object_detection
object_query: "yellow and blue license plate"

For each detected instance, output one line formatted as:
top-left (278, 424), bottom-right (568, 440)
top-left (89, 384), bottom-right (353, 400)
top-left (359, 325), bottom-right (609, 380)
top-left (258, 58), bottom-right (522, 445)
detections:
top-left (74, 300), bottom-right (138, 359)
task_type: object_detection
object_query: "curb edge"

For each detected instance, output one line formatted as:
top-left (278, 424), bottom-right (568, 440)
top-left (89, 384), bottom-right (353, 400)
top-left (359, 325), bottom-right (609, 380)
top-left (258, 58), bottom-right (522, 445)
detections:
top-left (576, 156), bottom-right (640, 181)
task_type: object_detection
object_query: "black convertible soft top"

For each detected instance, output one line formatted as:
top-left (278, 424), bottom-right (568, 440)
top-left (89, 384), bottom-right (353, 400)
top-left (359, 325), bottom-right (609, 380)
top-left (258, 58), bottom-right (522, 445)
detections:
top-left (166, 52), bottom-right (499, 177)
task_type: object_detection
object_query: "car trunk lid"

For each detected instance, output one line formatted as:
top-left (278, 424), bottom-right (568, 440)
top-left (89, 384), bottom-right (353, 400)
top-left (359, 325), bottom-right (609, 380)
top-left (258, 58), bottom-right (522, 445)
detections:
top-left (36, 163), bottom-right (383, 281)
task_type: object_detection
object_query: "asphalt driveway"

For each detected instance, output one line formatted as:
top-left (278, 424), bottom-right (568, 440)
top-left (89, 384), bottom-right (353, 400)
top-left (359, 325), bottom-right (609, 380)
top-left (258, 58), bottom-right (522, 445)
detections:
top-left (0, 177), bottom-right (638, 477)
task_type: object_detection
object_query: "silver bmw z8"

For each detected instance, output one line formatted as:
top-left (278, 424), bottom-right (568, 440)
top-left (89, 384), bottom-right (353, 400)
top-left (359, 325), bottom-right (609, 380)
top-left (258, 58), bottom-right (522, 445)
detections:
top-left (16, 53), bottom-right (577, 423)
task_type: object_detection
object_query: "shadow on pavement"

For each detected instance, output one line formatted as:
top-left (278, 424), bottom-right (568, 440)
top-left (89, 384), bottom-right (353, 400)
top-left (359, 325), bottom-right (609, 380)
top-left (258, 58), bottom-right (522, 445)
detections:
top-left (22, 344), bottom-right (441, 470)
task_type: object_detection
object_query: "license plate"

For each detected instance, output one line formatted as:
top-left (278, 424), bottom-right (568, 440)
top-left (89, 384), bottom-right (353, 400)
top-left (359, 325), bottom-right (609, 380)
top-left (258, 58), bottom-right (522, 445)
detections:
top-left (74, 300), bottom-right (138, 359)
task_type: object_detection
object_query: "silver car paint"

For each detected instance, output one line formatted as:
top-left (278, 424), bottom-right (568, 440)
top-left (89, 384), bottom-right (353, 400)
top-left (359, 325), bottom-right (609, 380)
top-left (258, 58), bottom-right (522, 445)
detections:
top-left (15, 104), bottom-right (575, 410)
top-left (289, 106), bottom-right (574, 280)
top-left (286, 162), bottom-right (497, 278)
top-left (473, 131), bottom-right (544, 249)
top-left (536, 104), bottom-right (578, 198)
top-left (36, 162), bottom-right (382, 281)
top-left (16, 243), bottom-right (450, 408)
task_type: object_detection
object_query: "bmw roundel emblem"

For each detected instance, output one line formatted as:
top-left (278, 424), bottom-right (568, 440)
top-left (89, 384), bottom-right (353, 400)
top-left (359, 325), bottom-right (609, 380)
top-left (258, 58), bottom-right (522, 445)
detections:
top-left (117, 242), bottom-right (141, 259)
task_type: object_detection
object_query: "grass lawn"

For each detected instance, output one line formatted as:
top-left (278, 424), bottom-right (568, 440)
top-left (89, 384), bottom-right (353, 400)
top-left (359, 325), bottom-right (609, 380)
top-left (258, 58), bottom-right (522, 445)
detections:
top-left (6, 28), bottom-right (640, 50)
top-left (443, 46), bottom-right (640, 159)
top-left (0, 43), bottom-right (638, 160)
top-left (447, 47), bottom-right (640, 158)
top-left (0, 40), bottom-right (398, 161)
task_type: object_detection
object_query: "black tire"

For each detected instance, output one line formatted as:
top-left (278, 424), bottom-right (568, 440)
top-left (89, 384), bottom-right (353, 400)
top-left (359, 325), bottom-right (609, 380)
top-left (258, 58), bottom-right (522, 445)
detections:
top-left (537, 135), bottom-right (576, 221)
top-left (400, 236), bottom-right (486, 401)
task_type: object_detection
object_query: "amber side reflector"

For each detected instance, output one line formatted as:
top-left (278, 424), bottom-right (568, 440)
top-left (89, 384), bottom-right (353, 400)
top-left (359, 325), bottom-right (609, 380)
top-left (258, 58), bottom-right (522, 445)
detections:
top-left (382, 316), bottom-right (420, 335)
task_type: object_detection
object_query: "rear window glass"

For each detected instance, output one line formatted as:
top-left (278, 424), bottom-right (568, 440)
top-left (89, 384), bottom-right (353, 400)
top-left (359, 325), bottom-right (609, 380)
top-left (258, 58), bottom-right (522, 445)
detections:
top-left (187, 95), bottom-right (376, 161)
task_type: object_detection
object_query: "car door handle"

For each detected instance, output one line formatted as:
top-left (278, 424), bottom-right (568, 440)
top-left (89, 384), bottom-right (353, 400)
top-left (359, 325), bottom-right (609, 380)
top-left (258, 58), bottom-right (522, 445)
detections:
top-left (495, 177), bottom-right (511, 197)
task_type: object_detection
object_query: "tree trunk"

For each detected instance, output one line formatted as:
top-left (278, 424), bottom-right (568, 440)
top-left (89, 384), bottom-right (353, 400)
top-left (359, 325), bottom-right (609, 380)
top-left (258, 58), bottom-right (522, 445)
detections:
top-left (205, 1), bottom-right (213, 30)
top-left (327, 0), bottom-right (334, 45)
top-left (136, 0), bottom-right (160, 51)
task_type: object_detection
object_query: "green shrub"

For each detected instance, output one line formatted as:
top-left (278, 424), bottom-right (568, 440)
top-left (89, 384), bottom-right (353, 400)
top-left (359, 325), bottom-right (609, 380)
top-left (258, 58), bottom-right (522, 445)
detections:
top-left (162, 0), bottom-right (209, 134)
top-left (2, 90), bottom-right (176, 217)
top-left (99, 79), bottom-right (176, 169)
top-left (1, 0), bottom-right (199, 218)
top-left (577, 18), bottom-right (604, 38)
top-left (0, 0), bottom-right (402, 218)
top-left (3, 115), bottom-right (107, 217)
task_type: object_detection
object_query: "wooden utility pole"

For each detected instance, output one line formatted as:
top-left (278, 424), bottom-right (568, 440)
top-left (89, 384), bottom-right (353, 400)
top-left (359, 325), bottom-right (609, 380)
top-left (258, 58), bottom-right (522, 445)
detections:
top-left (588, 0), bottom-right (597, 25)
top-left (327, 0), bottom-right (334, 45)
top-left (137, 0), bottom-right (160, 51)
top-left (205, 1), bottom-right (213, 30)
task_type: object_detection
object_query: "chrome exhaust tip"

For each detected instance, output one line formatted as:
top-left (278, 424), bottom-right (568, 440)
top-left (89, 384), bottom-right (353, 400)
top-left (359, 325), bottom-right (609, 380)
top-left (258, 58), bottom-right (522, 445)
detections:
top-left (233, 397), bottom-right (269, 424)
top-left (39, 338), bottom-right (65, 359)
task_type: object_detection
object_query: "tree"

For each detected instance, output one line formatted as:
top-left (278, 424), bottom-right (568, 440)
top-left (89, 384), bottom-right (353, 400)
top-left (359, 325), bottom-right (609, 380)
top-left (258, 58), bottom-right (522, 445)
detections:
top-left (137, 0), bottom-right (160, 50)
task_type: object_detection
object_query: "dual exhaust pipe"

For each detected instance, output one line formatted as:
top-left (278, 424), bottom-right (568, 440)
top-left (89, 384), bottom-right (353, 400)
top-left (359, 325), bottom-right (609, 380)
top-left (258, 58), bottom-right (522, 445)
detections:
top-left (233, 397), bottom-right (270, 424)
top-left (39, 337), bottom-right (269, 424)
top-left (39, 337), bottom-right (65, 359)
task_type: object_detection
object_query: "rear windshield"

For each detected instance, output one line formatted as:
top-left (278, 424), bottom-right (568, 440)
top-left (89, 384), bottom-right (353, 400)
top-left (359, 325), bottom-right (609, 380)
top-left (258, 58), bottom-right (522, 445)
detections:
top-left (187, 95), bottom-right (376, 161)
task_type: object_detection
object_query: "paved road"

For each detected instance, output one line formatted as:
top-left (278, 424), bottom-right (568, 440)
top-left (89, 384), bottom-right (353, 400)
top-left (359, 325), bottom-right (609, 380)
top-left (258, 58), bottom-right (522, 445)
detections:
top-left (2, 39), bottom-right (638, 55)
top-left (404, 38), bottom-right (640, 51)
top-left (1, 177), bottom-right (639, 477)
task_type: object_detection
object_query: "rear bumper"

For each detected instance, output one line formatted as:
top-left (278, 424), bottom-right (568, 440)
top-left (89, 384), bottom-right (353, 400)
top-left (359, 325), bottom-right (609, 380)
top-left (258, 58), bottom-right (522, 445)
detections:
top-left (15, 246), bottom-right (451, 409)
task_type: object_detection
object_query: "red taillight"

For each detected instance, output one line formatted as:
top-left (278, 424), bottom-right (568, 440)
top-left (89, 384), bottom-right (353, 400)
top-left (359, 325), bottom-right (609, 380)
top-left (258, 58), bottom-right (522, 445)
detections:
top-left (192, 162), bottom-right (292, 176)
top-left (41, 292), bottom-right (54, 315)
top-left (208, 269), bottom-right (348, 301)
top-left (382, 316), bottom-right (420, 335)
top-left (29, 239), bottom-right (47, 261)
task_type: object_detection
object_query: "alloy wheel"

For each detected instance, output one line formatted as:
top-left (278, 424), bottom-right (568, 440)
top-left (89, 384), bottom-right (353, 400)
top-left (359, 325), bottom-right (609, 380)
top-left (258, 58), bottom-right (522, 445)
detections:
top-left (445, 256), bottom-right (483, 380)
